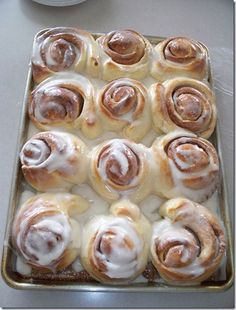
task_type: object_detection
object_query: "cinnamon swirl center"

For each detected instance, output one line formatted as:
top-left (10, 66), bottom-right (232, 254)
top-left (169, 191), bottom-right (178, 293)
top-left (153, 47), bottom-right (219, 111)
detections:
top-left (33, 86), bottom-right (83, 123)
top-left (167, 138), bottom-right (210, 173)
top-left (174, 93), bottom-right (202, 121)
top-left (97, 141), bottom-right (140, 187)
top-left (22, 139), bottom-right (51, 166)
top-left (91, 218), bottom-right (143, 279)
top-left (103, 85), bottom-right (137, 116)
top-left (102, 30), bottom-right (145, 65)
top-left (19, 211), bottom-right (71, 266)
top-left (49, 38), bottom-right (76, 69)
top-left (40, 30), bottom-right (82, 71)
top-left (164, 38), bottom-right (197, 63)
top-left (167, 86), bottom-right (212, 132)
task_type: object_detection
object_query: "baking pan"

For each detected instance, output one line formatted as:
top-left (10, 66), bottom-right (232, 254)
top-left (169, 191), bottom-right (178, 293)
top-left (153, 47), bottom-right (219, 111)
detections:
top-left (1, 33), bottom-right (234, 292)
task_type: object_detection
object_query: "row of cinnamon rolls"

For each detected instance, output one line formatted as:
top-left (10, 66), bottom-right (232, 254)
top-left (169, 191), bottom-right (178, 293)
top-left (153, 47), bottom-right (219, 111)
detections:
top-left (20, 130), bottom-right (219, 203)
top-left (29, 73), bottom-right (216, 140)
top-left (32, 27), bottom-right (209, 84)
top-left (12, 193), bottom-right (226, 285)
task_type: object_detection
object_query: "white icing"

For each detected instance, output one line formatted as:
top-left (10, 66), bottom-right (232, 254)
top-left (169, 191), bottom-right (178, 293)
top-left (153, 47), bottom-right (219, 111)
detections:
top-left (71, 257), bottom-right (83, 272)
top-left (32, 29), bottom-right (95, 71)
top-left (21, 131), bottom-right (82, 176)
top-left (102, 79), bottom-right (142, 122)
top-left (22, 139), bottom-right (50, 166)
top-left (139, 195), bottom-right (164, 222)
top-left (27, 122), bottom-right (40, 139)
top-left (91, 217), bottom-right (143, 279)
top-left (141, 129), bottom-right (160, 147)
top-left (168, 152), bottom-right (218, 202)
top-left (172, 262), bottom-right (205, 278)
top-left (141, 76), bottom-right (158, 87)
top-left (16, 255), bottom-right (32, 275)
top-left (202, 191), bottom-right (219, 214)
top-left (44, 37), bottom-right (80, 68)
top-left (152, 219), bottom-right (205, 277)
top-left (69, 218), bottom-right (81, 249)
top-left (19, 38), bottom-right (226, 284)
top-left (174, 144), bottom-right (209, 169)
top-left (17, 213), bottom-right (71, 266)
top-left (97, 140), bottom-right (139, 186)
top-left (71, 184), bottom-right (109, 223)
top-left (18, 190), bottom-right (35, 206)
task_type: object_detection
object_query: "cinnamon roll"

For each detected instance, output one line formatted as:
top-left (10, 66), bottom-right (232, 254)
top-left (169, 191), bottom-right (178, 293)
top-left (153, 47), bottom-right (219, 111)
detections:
top-left (150, 78), bottom-right (216, 138)
top-left (20, 131), bottom-right (88, 191)
top-left (81, 199), bottom-right (151, 284)
top-left (31, 27), bottom-right (100, 83)
top-left (150, 198), bottom-right (226, 285)
top-left (96, 78), bottom-right (151, 141)
top-left (28, 73), bottom-right (102, 139)
top-left (97, 29), bottom-right (152, 81)
top-left (12, 193), bottom-right (89, 272)
top-left (89, 139), bottom-right (152, 202)
top-left (151, 37), bottom-right (209, 82)
top-left (151, 130), bottom-right (219, 202)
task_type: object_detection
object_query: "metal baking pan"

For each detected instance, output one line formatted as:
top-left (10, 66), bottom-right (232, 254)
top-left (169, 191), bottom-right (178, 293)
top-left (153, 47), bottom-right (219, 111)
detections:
top-left (1, 32), bottom-right (234, 292)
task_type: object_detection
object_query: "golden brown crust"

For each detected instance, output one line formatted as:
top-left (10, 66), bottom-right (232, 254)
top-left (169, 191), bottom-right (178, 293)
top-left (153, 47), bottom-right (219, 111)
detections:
top-left (99, 30), bottom-right (146, 65)
top-left (31, 27), bottom-right (100, 83)
top-left (150, 78), bottom-right (216, 138)
top-left (96, 78), bottom-right (151, 141)
top-left (151, 37), bottom-right (209, 82)
top-left (29, 83), bottom-right (83, 127)
top-left (80, 200), bottom-right (151, 284)
top-left (12, 193), bottom-right (89, 272)
top-left (97, 29), bottom-right (152, 81)
top-left (28, 73), bottom-right (102, 139)
top-left (150, 198), bottom-right (226, 284)
top-left (20, 131), bottom-right (88, 191)
top-left (89, 139), bottom-right (152, 202)
top-left (151, 130), bottom-right (219, 202)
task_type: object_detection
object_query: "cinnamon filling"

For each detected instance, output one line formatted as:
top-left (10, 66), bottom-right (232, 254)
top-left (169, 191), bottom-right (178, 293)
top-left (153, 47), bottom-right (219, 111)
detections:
top-left (103, 30), bottom-right (145, 65)
top-left (22, 139), bottom-right (51, 166)
top-left (98, 143), bottom-right (140, 186)
top-left (35, 86), bottom-right (83, 123)
top-left (164, 37), bottom-right (198, 64)
top-left (39, 29), bottom-right (83, 71)
top-left (50, 38), bottom-right (76, 69)
top-left (174, 93), bottom-right (202, 121)
top-left (166, 86), bottom-right (211, 132)
top-left (166, 137), bottom-right (211, 173)
top-left (103, 84), bottom-right (137, 116)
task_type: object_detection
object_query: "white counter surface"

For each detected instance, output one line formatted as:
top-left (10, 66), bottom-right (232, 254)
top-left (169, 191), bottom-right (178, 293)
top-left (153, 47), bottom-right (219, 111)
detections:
top-left (0, 0), bottom-right (234, 308)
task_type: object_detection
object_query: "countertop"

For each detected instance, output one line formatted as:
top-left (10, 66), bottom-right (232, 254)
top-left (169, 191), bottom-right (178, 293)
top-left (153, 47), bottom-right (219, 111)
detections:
top-left (0, 0), bottom-right (234, 308)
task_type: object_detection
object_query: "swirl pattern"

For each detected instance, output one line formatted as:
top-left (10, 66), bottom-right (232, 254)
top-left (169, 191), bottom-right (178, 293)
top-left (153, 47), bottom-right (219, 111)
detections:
top-left (99, 30), bottom-right (146, 65)
top-left (81, 200), bottom-right (150, 283)
top-left (97, 140), bottom-right (140, 187)
top-left (152, 130), bottom-right (219, 202)
top-left (30, 83), bottom-right (83, 125)
top-left (89, 139), bottom-right (151, 202)
top-left (20, 131), bottom-right (88, 191)
top-left (32, 27), bottom-right (100, 83)
top-left (150, 198), bottom-right (226, 284)
top-left (150, 78), bottom-right (216, 138)
top-left (28, 73), bottom-right (102, 138)
top-left (12, 193), bottom-right (85, 272)
top-left (97, 78), bottom-right (150, 141)
top-left (163, 37), bottom-right (203, 64)
top-left (151, 36), bottom-right (208, 81)
top-left (97, 29), bottom-right (152, 81)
